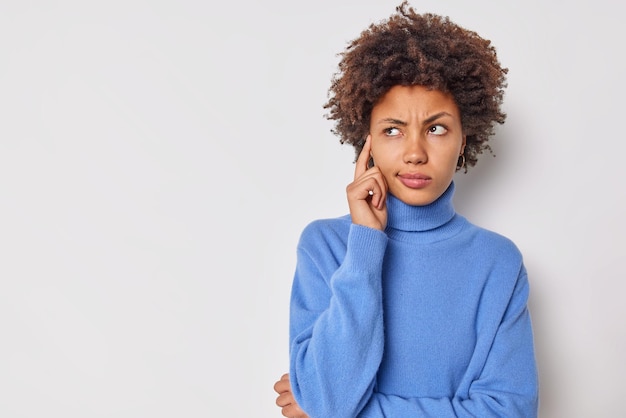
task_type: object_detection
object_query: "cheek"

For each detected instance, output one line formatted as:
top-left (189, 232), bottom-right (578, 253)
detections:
top-left (372, 140), bottom-right (403, 159)
top-left (369, 151), bottom-right (395, 178)
top-left (434, 148), bottom-right (462, 173)
top-left (371, 149), bottom-right (398, 173)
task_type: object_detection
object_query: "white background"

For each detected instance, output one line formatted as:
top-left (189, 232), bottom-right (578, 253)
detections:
top-left (1, 1), bottom-right (624, 417)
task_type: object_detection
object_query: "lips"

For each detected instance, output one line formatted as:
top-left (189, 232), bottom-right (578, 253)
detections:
top-left (397, 173), bottom-right (432, 189)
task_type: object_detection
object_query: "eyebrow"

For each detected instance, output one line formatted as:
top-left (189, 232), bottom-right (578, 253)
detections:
top-left (375, 112), bottom-right (453, 126)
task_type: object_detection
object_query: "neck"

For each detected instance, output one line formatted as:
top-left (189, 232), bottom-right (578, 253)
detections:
top-left (386, 182), bottom-right (456, 233)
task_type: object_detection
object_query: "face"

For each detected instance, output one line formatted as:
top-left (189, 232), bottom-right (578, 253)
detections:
top-left (369, 85), bottom-right (466, 206)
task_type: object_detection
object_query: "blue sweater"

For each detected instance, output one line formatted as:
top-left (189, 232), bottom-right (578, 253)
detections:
top-left (289, 183), bottom-right (538, 417)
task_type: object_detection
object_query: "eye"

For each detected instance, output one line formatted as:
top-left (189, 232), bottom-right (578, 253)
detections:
top-left (428, 125), bottom-right (448, 135)
top-left (384, 127), bottom-right (401, 137)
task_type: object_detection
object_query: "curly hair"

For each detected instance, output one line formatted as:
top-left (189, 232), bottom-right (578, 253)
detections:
top-left (324, 1), bottom-right (508, 170)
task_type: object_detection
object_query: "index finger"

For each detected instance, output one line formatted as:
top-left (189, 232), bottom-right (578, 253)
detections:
top-left (354, 135), bottom-right (372, 180)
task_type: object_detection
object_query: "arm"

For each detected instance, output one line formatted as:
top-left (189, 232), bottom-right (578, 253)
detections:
top-left (287, 263), bottom-right (537, 418)
top-left (357, 265), bottom-right (538, 417)
top-left (289, 136), bottom-right (391, 418)
top-left (289, 223), bottom-right (388, 418)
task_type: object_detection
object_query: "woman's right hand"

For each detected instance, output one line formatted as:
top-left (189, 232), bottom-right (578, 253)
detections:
top-left (346, 135), bottom-right (388, 230)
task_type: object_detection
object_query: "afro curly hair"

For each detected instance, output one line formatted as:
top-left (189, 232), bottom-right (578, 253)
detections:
top-left (323, 1), bottom-right (508, 170)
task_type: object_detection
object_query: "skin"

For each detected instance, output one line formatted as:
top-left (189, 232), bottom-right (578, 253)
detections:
top-left (274, 373), bottom-right (309, 418)
top-left (274, 84), bottom-right (466, 416)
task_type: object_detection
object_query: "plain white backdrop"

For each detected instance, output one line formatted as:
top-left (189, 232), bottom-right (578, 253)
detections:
top-left (1, 1), bottom-right (624, 417)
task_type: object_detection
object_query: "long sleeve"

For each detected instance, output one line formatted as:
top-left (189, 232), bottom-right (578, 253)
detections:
top-left (289, 222), bottom-right (389, 418)
top-left (287, 188), bottom-right (539, 418)
top-left (356, 265), bottom-right (538, 417)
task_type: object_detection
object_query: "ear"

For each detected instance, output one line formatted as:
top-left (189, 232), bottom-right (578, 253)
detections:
top-left (461, 135), bottom-right (467, 154)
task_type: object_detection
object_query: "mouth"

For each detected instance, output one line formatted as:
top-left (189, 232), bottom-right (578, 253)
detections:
top-left (397, 173), bottom-right (432, 189)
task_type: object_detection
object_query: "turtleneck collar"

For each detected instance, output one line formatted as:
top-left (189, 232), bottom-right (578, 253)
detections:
top-left (386, 181), bottom-right (457, 233)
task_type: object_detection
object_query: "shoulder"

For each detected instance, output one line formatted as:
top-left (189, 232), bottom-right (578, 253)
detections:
top-left (460, 222), bottom-right (529, 298)
top-left (463, 220), bottom-right (523, 262)
top-left (298, 214), bottom-right (352, 250)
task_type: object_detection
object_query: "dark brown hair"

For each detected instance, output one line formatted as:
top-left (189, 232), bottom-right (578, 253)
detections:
top-left (324, 1), bottom-right (508, 170)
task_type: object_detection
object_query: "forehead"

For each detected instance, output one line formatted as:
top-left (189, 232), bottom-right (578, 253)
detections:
top-left (374, 85), bottom-right (457, 109)
top-left (373, 85), bottom-right (459, 115)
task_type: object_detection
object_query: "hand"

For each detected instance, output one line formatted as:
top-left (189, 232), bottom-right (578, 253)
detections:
top-left (346, 135), bottom-right (388, 230)
top-left (274, 373), bottom-right (309, 418)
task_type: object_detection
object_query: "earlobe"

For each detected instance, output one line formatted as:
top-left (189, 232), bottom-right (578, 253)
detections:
top-left (457, 135), bottom-right (467, 172)
top-left (456, 153), bottom-right (466, 171)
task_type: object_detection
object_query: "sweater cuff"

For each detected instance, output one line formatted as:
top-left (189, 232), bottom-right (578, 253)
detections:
top-left (342, 224), bottom-right (388, 273)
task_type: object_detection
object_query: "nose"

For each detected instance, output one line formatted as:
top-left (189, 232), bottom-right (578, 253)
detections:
top-left (403, 135), bottom-right (427, 165)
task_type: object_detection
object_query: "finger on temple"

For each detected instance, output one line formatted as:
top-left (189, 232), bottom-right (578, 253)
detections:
top-left (354, 135), bottom-right (372, 179)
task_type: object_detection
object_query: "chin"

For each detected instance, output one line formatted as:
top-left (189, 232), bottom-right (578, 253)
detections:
top-left (407, 198), bottom-right (437, 207)
top-left (397, 192), bottom-right (438, 207)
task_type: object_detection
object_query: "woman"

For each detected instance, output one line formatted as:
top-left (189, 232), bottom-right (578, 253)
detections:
top-left (274, 2), bottom-right (538, 417)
